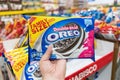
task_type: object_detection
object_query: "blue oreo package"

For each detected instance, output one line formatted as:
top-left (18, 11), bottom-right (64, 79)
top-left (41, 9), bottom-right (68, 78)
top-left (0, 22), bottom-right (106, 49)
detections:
top-left (27, 16), bottom-right (95, 63)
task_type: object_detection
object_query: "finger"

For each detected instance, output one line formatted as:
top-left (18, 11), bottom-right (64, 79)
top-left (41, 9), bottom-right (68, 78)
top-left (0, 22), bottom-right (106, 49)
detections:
top-left (41, 45), bottom-right (52, 61)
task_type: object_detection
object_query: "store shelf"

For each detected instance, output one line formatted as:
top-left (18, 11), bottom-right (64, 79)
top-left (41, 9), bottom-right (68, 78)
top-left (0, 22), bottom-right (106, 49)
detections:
top-left (41, 1), bottom-right (61, 4)
top-left (65, 52), bottom-right (113, 80)
top-left (0, 8), bottom-right (45, 16)
top-left (94, 38), bottom-right (120, 80)
top-left (65, 39), bottom-right (114, 80)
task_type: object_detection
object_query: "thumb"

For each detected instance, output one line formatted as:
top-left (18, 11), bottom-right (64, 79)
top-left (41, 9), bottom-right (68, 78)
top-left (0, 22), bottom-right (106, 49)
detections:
top-left (41, 45), bottom-right (52, 61)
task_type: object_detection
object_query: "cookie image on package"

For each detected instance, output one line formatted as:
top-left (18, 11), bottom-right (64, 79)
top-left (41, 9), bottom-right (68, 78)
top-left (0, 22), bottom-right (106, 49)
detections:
top-left (33, 67), bottom-right (42, 77)
top-left (52, 23), bottom-right (85, 56)
top-left (21, 62), bottom-right (42, 80)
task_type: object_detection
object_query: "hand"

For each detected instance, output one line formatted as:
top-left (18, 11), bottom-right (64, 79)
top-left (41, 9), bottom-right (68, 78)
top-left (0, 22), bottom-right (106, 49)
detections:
top-left (40, 45), bottom-right (66, 80)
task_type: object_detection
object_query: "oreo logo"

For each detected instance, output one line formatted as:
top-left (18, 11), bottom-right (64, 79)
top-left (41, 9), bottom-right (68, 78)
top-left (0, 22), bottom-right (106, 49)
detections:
top-left (26, 62), bottom-right (42, 78)
top-left (47, 30), bottom-right (80, 42)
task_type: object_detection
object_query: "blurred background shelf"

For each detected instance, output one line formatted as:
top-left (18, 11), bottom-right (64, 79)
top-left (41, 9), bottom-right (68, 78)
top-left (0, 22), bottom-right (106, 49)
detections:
top-left (0, 8), bottom-right (45, 16)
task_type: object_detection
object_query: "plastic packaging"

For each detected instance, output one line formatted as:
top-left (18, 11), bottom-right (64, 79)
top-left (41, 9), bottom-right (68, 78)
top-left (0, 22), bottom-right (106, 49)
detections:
top-left (4, 46), bottom-right (28, 80)
top-left (25, 16), bottom-right (95, 63)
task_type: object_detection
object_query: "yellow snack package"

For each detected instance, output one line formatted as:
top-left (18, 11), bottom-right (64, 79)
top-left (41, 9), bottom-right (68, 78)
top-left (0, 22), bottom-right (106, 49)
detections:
top-left (4, 46), bottom-right (28, 80)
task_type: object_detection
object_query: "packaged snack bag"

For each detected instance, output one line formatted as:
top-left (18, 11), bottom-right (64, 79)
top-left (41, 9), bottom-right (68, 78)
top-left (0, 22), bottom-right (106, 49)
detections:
top-left (26, 16), bottom-right (95, 63)
top-left (12, 54), bottom-right (28, 80)
top-left (21, 61), bottom-right (42, 80)
top-left (4, 46), bottom-right (28, 80)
